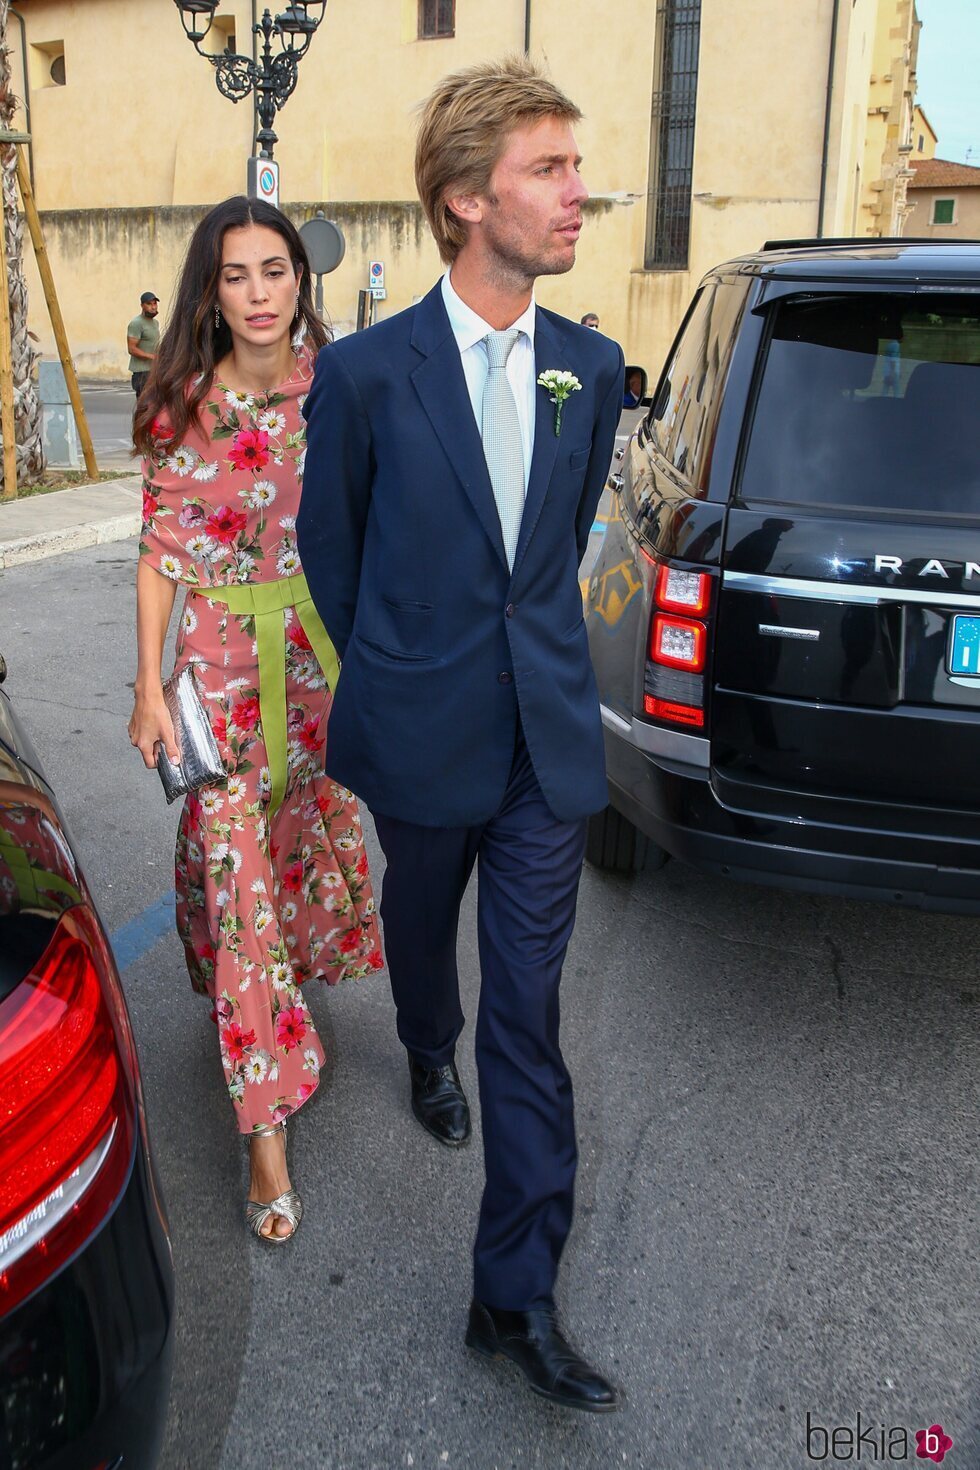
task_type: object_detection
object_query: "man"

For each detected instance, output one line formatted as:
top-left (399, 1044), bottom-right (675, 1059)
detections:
top-left (623, 366), bottom-right (645, 407)
top-left (298, 57), bottom-right (623, 1413)
top-left (127, 291), bottom-right (159, 399)
top-left (580, 311), bottom-right (600, 330)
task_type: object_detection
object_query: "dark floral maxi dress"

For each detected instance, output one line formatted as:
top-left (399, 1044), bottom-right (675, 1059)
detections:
top-left (139, 353), bottom-right (383, 1133)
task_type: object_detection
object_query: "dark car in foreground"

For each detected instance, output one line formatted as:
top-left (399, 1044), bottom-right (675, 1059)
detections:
top-left (0, 654), bottom-right (174, 1469)
top-left (586, 239), bottom-right (980, 913)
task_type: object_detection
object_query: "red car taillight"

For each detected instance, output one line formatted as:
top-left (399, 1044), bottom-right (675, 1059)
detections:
top-left (0, 906), bottom-right (137, 1316)
top-left (654, 563), bottom-right (711, 617)
top-left (643, 555), bottom-right (714, 729)
top-left (649, 613), bottom-right (707, 672)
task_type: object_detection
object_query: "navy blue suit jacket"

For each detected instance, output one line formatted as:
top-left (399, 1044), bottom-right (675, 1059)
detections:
top-left (297, 281), bottom-right (624, 827)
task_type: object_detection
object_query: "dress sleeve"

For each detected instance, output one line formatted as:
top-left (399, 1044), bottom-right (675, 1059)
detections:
top-left (138, 419), bottom-right (215, 587)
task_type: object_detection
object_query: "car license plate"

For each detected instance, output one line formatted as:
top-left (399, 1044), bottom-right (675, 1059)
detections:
top-left (947, 614), bottom-right (980, 677)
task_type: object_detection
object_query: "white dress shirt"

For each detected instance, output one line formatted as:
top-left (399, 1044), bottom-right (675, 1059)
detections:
top-left (441, 270), bottom-right (536, 491)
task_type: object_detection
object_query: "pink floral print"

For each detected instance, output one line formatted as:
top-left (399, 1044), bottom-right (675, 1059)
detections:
top-left (139, 353), bottom-right (383, 1133)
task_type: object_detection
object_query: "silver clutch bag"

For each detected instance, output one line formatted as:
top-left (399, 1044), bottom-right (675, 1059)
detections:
top-left (156, 665), bottom-right (226, 804)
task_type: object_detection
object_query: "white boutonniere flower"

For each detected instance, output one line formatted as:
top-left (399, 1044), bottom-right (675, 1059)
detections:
top-left (537, 369), bottom-right (582, 437)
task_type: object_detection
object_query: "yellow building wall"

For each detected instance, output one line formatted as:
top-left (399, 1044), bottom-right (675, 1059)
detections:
top-left (912, 104), bottom-right (937, 160)
top-left (820, 0), bottom-right (879, 235)
top-left (287, 0), bottom-right (528, 202)
top-left (861, 0), bottom-right (918, 235)
top-left (10, 0), bottom-right (911, 382)
top-left (11, 0), bottom-right (255, 209)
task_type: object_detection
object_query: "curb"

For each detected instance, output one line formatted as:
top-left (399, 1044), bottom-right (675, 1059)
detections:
top-left (1, 511), bottom-right (142, 570)
top-left (0, 476), bottom-right (143, 570)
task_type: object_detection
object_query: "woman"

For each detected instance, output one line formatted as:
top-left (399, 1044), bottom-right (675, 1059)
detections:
top-left (129, 197), bottom-right (383, 1243)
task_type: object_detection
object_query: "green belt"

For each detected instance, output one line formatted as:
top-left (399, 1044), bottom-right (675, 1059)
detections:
top-left (194, 572), bottom-right (339, 814)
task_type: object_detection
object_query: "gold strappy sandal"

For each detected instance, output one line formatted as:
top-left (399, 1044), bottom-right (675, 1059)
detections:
top-left (245, 1120), bottom-right (303, 1245)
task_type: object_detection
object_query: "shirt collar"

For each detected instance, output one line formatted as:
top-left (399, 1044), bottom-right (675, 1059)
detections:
top-left (441, 270), bottom-right (536, 354)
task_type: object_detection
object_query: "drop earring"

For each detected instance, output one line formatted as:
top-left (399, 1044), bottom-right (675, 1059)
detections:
top-left (214, 305), bottom-right (221, 330)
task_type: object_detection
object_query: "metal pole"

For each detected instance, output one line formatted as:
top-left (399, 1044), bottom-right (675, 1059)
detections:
top-left (356, 290), bottom-right (374, 332)
top-left (817, 0), bottom-right (841, 238)
top-left (8, 11), bottom-right (34, 189)
top-left (254, 9), bottom-right (279, 159)
top-left (251, 0), bottom-right (260, 157)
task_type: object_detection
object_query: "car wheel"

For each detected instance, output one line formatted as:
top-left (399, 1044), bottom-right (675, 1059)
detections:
top-left (585, 804), bottom-right (668, 874)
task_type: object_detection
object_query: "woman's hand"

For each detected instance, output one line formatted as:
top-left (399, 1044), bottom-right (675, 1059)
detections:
top-left (132, 558), bottom-right (180, 770)
top-left (128, 684), bottom-right (180, 770)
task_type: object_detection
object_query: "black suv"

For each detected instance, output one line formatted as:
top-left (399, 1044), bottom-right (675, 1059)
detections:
top-left (585, 239), bottom-right (980, 913)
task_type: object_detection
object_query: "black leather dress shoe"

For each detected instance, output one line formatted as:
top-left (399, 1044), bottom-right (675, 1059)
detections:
top-left (465, 1300), bottom-right (619, 1412)
top-left (408, 1054), bottom-right (471, 1147)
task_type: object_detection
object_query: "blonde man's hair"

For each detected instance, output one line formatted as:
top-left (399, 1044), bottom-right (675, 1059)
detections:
top-left (415, 56), bottom-right (582, 264)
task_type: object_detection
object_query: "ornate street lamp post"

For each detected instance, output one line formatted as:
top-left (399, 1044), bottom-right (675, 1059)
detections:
top-left (174, 2), bottom-right (326, 166)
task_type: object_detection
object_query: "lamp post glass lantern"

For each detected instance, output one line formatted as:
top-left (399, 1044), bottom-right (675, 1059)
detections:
top-left (173, 1), bottom-right (327, 162)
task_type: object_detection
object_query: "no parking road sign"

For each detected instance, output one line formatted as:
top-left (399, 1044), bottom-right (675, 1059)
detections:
top-left (247, 156), bottom-right (280, 209)
top-left (368, 260), bottom-right (386, 299)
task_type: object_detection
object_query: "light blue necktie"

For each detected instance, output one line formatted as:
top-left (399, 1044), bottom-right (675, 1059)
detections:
top-left (481, 329), bottom-right (525, 571)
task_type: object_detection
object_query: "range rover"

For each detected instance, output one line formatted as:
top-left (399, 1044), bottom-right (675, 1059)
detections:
top-left (585, 240), bottom-right (980, 913)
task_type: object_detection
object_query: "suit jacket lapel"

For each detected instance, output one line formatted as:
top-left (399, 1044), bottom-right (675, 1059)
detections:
top-left (410, 285), bottom-right (509, 571)
top-left (512, 310), bottom-right (571, 576)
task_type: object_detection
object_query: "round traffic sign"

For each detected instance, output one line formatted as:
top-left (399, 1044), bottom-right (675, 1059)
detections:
top-left (299, 212), bottom-right (346, 275)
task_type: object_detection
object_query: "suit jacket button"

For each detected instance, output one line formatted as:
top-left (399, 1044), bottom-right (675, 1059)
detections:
top-left (498, 671), bottom-right (512, 684)
top-left (505, 603), bottom-right (515, 618)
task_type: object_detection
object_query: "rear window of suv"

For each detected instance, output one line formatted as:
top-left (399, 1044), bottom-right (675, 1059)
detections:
top-left (740, 292), bottom-right (980, 513)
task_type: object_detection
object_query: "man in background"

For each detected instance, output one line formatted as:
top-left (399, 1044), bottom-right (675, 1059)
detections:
top-left (127, 292), bottom-right (159, 399)
top-left (580, 311), bottom-right (599, 329)
top-left (623, 366), bottom-right (644, 407)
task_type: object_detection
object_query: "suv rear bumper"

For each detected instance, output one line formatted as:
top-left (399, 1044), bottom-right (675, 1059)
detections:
top-left (603, 719), bottom-right (980, 915)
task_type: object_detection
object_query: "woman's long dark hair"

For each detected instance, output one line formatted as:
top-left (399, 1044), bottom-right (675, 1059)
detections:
top-left (133, 196), bottom-right (330, 455)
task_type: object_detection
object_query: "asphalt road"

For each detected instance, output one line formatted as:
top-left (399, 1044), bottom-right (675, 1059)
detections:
top-left (78, 379), bottom-right (141, 468)
top-left (0, 540), bottom-right (977, 1470)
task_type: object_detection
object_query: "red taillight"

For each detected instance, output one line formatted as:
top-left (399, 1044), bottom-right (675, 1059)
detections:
top-left (649, 613), bottom-right (707, 672)
top-left (0, 907), bottom-right (136, 1316)
top-left (654, 562), bottom-right (711, 616)
top-left (643, 695), bottom-right (705, 727)
top-left (643, 556), bottom-right (714, 728)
